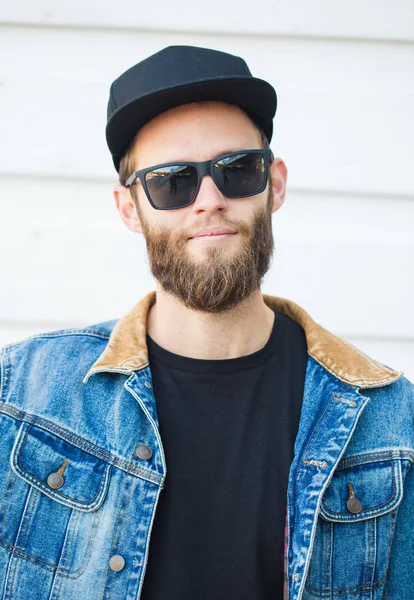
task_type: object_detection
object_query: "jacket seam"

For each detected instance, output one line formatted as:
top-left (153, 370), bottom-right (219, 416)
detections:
top-left (13, 423), bottom-right (111, 510)
top-left (321, 460), bottom-right (400, 518)
top-left (337, 450), bottom-right (414, 470)
top-left (297, 382), bottom-right (349, 476)
top-left (0, 345), bottom-right (11, 406)
top-left (305, 572), bottom-right (387, 596)
top-left (1, 330), bottom-right (111, 350)
top-left (0, 404), bottom-right (163, 486)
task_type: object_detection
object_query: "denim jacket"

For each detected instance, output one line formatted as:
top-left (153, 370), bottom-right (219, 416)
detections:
top-left (0, 291), bottom-right (413, 600)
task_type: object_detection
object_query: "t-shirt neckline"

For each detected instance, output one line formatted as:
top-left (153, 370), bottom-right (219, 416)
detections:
top-left (146, 309), bottom-right (285, 374)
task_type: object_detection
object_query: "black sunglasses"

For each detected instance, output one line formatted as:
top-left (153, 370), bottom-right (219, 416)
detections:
top-left (125, 148), bottom-right (274, 210)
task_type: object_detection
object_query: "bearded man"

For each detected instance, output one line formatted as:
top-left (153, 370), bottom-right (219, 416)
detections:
top-left (0, 45), bottom-right (412, 600)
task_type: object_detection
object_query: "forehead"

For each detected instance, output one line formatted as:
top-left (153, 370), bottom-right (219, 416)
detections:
top-left (130, 101), bottom-right (260, 168)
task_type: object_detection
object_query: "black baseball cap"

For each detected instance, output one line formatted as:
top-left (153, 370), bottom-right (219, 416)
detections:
top-left (106, 45), bottom-right (277, 172)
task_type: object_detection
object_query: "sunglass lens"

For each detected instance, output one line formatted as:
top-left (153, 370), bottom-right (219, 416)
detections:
top-left (213, 152), bottom-right (266, 197)
top-left (145, 165), bottom-right (198, 209)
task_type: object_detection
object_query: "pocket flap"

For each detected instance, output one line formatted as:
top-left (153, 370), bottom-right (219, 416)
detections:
top-left (320, 458), bottom-right (403, 522)
top-left (11, 421), bottom-right (111, 512)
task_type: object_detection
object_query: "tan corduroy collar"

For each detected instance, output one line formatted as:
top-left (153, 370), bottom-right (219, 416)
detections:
top-left (83, 291), bottom-right (402, 389)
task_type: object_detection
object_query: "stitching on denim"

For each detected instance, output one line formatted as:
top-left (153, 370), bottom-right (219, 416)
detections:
top-left (0, 347), bottom-right (6, 402)
top-left (0, 537), bottom-right (55, 574)
top-left (306, 571), bottom-right (387, 596)
top-left (337, 450), bottom-right (414, 470)
top-left (321, 521), bottom-right (328, 589)
top-left (297, 398), bottom-right (339, 479)
top-left (332, 395), bottom-right (357, 408)
top-left (296, 391), bottom-right (374, 600)
top-left (14, 424), bottom-right (112, 510)
top-left (0, 457), bottom-right (104, 577)
top-left (55, 502), bottom-right (104, 579)
top-left (17, 487), bottom-right (39, 549)
top-left (321, 460), bottom-right (401, 520)
top-left (104, 475), bottom-right (134, 600)
top-left (304, 460), bottom-right (328, 468)
top-left (103, 476), bottom-right (129, 599)
top-left (15, 423), bottom-right (107, 508)
top-left (0, 471), bottom-right (19, 549)
top-left (362, 516), bottom-right (370, 585)
top-left (5, 547), bottom-right (17, 600)
top-left (303, 383), bottom-right (348, 459)
top-left (384, 509), bottom-right (399, 583)
top-left (371, 515), bottom-right (377, 588)
top-left (138, 421), bottom-right (151, 451)
top-left (60, 509), bottom-right (81, 570)
top-left (4, 480), bottom-right (36, 599)
top-left (56, 508), bottom-right (81, 576)
top-left (125, 379), bottom-right (167, 478)
top-left (0, 346), bottom-right (12, 406)
top-left (3, 331), bottom-right (111, 350)
top-left (50, 509), bottom-right (80, 598)
top-left (1, 405), bottom-right (162, 486)
top-left (298, 383), bottom-right (363, 480)
top-left (0, 497), bottom-right (104, 577)
top-left (328, 522), bottom-right (333, 591)
top-left (134, 419), bottom-right (146, 456)
top-left (296, 405), bottom-right (333, 481)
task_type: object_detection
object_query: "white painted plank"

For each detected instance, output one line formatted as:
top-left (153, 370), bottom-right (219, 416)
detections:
top-left (0, 27), bottom-right (413, 196)
top-left (1, 1), bottom-right (414, 42)
top-left (0, 176), bottom-right (412, 337)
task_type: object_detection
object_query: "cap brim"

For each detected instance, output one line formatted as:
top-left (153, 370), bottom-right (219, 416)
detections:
top-left (106, 76), bottom-right (277, 172)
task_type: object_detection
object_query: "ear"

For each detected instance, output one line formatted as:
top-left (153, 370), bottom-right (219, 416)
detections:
top-left (113, 183), bottom-right (143, 234)
top-left (269, 157), bottom-right (288, 214)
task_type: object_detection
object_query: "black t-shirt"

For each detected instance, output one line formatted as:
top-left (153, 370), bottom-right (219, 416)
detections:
top-left (140, 309), bottom-right (307, 600)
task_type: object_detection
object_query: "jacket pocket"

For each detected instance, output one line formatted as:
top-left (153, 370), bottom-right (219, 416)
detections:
top-left (0, 421), bottom-right (111, 575)
top-left (305, 456), bottom-right (404, 598)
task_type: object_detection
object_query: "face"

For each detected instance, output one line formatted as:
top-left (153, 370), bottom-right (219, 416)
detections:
top-left (114, 101), bottom-right (287, 314)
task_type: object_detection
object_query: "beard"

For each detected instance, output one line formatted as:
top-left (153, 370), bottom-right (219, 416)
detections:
top-left (135, 185), bottom-right (274, 314)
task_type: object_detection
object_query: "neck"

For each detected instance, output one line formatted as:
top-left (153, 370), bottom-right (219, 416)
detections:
top-left (146, 284), bottom-right (276, 360)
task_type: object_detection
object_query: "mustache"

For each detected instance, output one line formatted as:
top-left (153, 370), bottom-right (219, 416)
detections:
top-left (139, 196), bottom-right (274, 314)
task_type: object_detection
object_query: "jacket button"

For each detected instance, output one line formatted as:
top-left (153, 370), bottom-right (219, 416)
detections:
top-left (135, 444), bottom-right (152, 460)
top-left (346, 482), bottom-right (362, 514)
top-left (144, 381), bottom-right (152, 389)
top-left (109, 555), bottom-right (125, 572)
top-left (346, 496), bottom-right (362, 514)
top-left (47, 471), bottom-right (64, 490)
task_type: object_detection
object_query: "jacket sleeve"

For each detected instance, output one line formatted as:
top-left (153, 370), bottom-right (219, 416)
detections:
top-left (382, 376), bottom-right (414, 599)
top-left (383, 460), bottom-right (414, 598)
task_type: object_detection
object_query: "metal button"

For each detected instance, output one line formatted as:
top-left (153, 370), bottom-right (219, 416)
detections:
top-left (135, 444), bottom-right (152, 460)
top-left (144, 381), bottom-right (152, 389)
top-left (47, 471), bottom-right (64, 490)
top-left (346, 482), bottom-right (362, 514)
top-left (109, 554), bottom-right (125, 572)
top-left (347, 496), bottom-right (362, 514)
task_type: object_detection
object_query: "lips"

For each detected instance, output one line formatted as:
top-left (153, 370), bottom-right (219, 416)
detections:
top-left (190, 227), bottom-right (236, 239)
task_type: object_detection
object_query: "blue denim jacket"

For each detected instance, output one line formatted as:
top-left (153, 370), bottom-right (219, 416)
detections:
top-left (0, 291), bottom-right (412, 600)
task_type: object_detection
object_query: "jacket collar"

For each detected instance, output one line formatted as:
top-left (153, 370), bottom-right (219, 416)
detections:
top-left (83, 291), bottom-right (402, 389)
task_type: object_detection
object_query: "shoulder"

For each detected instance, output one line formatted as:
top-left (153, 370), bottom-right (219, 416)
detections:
top-left (0, 319), bottom-right (118, 396)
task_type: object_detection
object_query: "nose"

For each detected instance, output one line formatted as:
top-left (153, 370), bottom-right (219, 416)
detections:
top-left (191, 174), bottom-right (229, 215)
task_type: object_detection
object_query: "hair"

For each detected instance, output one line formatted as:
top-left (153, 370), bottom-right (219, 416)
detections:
top-left (118, 108), bottom-right (270, 203)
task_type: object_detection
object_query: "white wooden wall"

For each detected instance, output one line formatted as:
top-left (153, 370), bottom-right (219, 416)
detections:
top-left (1, 2), bottom-right (413, 381)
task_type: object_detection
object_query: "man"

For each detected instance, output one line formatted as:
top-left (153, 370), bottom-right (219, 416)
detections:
top-left (0, 45), bottom-right (412, 600)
